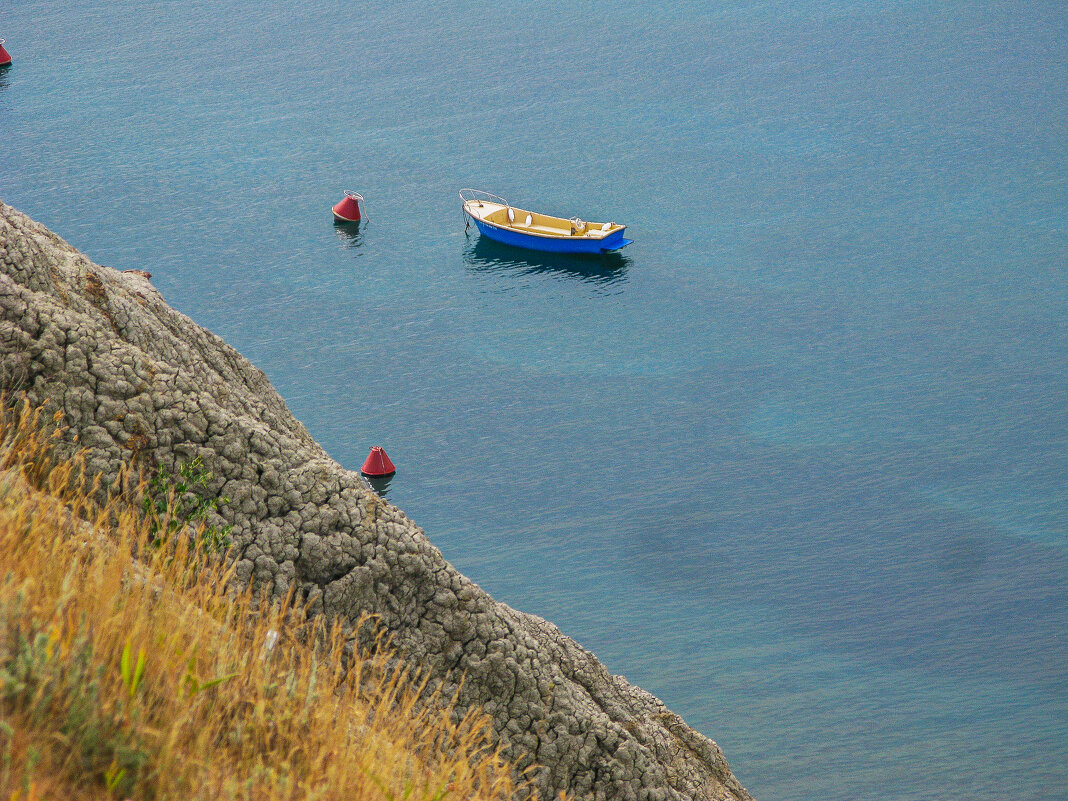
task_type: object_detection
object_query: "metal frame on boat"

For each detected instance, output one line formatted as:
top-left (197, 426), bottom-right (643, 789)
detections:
top-left (460, 189), bottom-right (632, 254)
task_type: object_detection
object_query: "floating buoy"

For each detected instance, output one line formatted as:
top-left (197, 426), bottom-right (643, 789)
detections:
top-left (332, 191), bottom-right (363, 224)
top-left (360, 446), bottom-right (395, 477)
top-left (0, 39), bottom-right (12, 67)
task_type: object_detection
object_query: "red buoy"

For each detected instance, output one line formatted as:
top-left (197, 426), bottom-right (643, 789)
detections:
top-left (0, 39), bottom-right (12, 67)
top-left (360, 446), bottom-right (395, 477)
top-left (332, 191), bottom-right (363, 223)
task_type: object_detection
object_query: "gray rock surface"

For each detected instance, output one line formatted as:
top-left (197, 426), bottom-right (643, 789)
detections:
top-left (0, 199), bottom-right (753, 801)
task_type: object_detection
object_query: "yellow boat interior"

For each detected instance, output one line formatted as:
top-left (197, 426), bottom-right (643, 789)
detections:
top-left (463, 198), bottom-right (623, 239)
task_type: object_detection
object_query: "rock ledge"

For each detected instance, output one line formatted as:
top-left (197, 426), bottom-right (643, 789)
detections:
top-left (0, 199), bottom-right (752, 801)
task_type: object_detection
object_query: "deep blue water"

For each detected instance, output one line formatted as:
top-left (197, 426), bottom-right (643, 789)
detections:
top-left (2, 2), bottom-right (1066, 798)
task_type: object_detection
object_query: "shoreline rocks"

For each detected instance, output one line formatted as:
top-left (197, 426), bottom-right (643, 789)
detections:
top-left (0, 198), bottom-right (753, 801)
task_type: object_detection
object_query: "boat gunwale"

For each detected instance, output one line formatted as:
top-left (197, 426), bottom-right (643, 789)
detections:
top-left (462, 199), bottom-right (624, 241)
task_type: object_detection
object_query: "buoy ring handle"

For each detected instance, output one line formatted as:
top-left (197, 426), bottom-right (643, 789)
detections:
top-left (344, 191), bottom-right (364, 202)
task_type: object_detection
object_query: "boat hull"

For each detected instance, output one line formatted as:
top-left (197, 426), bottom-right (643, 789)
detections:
top-left (471, 217), bottom-right (631, 254)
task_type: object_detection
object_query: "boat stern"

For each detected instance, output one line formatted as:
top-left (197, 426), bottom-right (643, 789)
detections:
top-left (602, 236), bottom-right (633, 253)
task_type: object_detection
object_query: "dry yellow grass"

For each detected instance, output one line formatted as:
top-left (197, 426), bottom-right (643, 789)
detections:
top-left (0, 400), bottom-right (545, 801)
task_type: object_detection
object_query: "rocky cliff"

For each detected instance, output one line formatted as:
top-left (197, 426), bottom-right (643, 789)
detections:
top-left (0, 199), bottom-right (752, 801)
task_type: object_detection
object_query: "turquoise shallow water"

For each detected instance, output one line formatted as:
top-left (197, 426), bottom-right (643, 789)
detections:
top-left (2, 1), bottom-right (1066, 798)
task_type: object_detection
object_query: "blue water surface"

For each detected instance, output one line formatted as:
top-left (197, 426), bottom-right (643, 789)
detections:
top-left (2, 2), bottom-right (1066, 798)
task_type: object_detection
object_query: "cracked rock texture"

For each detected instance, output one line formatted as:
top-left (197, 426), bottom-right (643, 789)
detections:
top-left (0, 199), bottom-right (753, 801)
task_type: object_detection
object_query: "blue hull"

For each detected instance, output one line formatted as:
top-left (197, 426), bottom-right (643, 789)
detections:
top-left (472, 217), bottom-right (632, 254)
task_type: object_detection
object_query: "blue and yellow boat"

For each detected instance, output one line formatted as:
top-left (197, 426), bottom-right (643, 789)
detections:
top-left (460, 189), bottom-right (632, 254)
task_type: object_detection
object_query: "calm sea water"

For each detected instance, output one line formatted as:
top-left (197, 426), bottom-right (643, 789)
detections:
top-left (2, 2), bottom-right (1066, 798)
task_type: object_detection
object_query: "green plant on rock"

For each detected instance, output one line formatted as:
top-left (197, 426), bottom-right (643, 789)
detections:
top-left (142, 455), bottom-right (233, 551)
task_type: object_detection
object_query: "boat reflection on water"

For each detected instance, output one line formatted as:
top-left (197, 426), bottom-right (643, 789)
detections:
top-left (333, 222), bottom-right (364, 250)
top-left (462, 237), bottom-right (630, 287)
